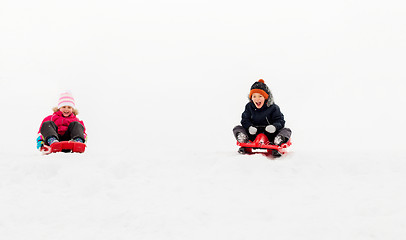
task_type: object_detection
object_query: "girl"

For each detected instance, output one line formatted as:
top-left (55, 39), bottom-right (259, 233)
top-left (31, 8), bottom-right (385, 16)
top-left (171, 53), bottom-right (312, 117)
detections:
top-left (36, 92), bottom-right (87, 150)
top-left (233, 79), bottom-right (291, 147)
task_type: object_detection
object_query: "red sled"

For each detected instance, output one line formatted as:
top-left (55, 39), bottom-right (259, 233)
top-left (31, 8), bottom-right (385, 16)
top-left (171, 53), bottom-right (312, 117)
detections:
top-left (236, 133), bottom-right (291, 157)
top-left (40, 141), bottom-right (86, 155)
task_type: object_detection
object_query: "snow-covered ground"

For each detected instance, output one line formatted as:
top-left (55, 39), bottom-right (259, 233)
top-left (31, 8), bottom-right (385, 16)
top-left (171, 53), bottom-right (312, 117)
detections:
top-left (1, 0), bottom-right (406, 239)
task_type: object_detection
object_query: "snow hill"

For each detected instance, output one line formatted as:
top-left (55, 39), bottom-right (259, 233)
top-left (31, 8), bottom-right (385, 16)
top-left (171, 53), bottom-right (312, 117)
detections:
top-left (1, 0), bottom-right (406, 239)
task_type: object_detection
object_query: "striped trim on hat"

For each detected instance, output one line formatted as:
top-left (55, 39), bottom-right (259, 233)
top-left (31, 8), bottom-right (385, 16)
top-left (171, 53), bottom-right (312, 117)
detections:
top-left (249, 89), bottom-right (269, 100)
top-left (58, 92), bottom-right (76, 109)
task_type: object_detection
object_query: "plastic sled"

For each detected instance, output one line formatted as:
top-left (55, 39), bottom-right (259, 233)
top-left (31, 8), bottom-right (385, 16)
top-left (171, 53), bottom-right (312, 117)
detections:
top-left (41, 141), bottom-right (86, 155)
top-left (236, 133), bottom-right (291, 157)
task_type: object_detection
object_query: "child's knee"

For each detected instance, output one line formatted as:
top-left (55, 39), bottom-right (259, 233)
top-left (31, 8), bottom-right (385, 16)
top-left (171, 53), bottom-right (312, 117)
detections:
top-left (68, 121), bottom-right (84, 130)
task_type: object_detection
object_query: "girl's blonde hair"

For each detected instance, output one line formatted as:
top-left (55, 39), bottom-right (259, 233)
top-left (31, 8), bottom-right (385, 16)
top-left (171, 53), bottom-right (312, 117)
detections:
top-left (52, 107), bottom-right (79, 115)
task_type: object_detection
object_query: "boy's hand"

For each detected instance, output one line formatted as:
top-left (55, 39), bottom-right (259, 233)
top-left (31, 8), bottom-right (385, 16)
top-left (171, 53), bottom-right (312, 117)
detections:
top-left (265, 125), bottom-right (276, 133)
top-left (248, 126), bottom-right (257, 135)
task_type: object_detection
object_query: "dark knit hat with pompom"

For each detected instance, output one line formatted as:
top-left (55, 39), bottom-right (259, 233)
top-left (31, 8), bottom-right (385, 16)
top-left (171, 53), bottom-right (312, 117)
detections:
top-left (248, 79), bottom-right (274, 106)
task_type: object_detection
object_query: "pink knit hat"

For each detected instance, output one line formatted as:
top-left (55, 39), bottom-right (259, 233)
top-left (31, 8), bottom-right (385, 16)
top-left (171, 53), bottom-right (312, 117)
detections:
top-left (58, 92), bottom-right (76, 109)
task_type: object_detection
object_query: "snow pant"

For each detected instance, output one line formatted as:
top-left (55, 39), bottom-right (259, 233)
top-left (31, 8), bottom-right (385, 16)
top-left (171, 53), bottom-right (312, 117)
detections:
top-left (233, 125), bottom-right (292, 144)
top-left (40, 121), bottom-right (85, 146)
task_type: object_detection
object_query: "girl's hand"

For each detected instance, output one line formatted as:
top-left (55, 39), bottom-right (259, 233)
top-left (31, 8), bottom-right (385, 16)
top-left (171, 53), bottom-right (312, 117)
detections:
top-left (36, 135), bottom-right (44, 150)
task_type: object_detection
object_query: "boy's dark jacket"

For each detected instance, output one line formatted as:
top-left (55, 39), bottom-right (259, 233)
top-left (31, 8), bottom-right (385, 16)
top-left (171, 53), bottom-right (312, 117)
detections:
top-left (241, 101), bottom-right (285, 132)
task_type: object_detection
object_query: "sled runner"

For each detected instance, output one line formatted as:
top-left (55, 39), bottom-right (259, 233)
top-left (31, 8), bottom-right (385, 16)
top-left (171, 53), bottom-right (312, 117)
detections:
top-left (41, 141), bottom-right (86, 155)
top-left (237, 133), bottom-right (291, 157)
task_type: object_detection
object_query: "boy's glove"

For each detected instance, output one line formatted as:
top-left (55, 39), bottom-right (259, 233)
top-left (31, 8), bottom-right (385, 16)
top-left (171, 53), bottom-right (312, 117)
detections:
top-left (265, 125), bottom-right (276, 133)
top-left (248, 126), bottom-right (257, 135)
top-left (36, 134), bottom-right (44, 150)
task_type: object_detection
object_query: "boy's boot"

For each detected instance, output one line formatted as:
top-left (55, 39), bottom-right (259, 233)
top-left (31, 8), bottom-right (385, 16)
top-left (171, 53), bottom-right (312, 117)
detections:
top-left (236, 132), bottom-right (249, 143)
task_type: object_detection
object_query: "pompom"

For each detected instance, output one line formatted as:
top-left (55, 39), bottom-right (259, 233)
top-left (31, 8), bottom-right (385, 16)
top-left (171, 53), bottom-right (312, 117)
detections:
top-left (258, 79), bottom-right (265, 83)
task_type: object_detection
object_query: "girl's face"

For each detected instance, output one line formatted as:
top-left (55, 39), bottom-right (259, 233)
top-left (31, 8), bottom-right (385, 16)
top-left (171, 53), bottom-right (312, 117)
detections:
top-left (60, 106), bottom-right (73, 117)
top-left (251, 93), bottom-right (265, 109)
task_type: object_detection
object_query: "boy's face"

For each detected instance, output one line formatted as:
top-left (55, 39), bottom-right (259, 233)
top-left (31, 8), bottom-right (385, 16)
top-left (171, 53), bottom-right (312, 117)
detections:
top-left (251, 93), bottom-right (265, 109)
top-left (60, 106), bottom-right (73, 117)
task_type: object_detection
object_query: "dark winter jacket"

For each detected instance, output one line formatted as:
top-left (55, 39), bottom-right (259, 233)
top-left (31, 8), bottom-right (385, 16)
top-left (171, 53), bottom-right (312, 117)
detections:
top-left (241, 101), bottom-right (285, 132)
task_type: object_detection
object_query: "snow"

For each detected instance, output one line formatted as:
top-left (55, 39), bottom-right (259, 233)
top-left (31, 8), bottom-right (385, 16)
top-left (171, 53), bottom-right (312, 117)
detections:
top-left (1, 0), bottom-right (406, 239)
